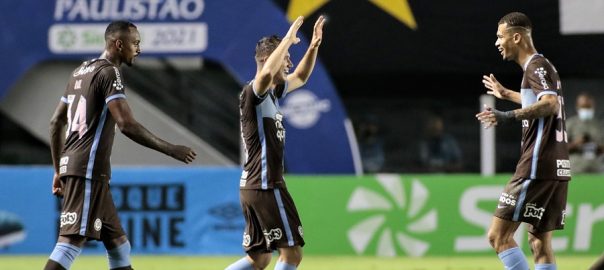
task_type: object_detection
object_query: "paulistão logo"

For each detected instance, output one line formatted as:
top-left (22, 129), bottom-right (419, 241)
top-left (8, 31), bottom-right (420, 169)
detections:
top-left (346, 174), bottom-right (437, 257)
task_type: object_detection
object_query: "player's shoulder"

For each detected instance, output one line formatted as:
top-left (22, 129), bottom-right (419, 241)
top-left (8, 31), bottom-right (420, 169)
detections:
top-left (526, 54), bottom-right (556, 72)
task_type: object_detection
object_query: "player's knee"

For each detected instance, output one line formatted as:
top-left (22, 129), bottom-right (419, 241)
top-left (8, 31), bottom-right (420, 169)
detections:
top-left (280, 246), bottom-right (303, 266)
top-left (528, 233), bottom-right (549, 255)
top-left (249, 252), bottom-right (271, 269)
top-left (107, 240), bottom-right (132, 270)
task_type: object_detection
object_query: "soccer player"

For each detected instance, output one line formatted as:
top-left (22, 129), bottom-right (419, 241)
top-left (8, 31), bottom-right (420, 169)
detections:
top-left (45, 21), bottom-right (197, 270)
top-left (590, 254), bottom-right (604, 270)
top-left (225, 15), bottom-right (325, 270)
top-left (476, 12), bottom-right (570, 270)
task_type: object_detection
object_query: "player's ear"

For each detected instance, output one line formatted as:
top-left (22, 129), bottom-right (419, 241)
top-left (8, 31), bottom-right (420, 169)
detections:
top-left (115, 39), bottom-right (123, 52)
top-left (513, 32), bottom-right (522, 44)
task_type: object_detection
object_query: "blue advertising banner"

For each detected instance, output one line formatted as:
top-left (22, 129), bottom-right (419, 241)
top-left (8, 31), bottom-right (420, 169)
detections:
top-left (0, 0), bottom-right (360, 173)
top-left (0, 167), bottom-right (243, 254)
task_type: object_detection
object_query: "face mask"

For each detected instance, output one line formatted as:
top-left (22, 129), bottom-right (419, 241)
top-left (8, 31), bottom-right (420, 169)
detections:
top-left (578, 108), bottom-right (595, 121)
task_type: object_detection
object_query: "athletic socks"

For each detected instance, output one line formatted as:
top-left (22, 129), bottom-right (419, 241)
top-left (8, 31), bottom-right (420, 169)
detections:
top-left (535, 264), bottom-right (557, 270)
top-left (107, 240), bottom-right (132, 269)
top-left (225, 257), bottom-right (254, 270)
top-left (48, 242), bottom-right (82, 270)
top-left (274, 261), bottom-right (297, 270)
top-left (498, 247), bottom-right (529, 270)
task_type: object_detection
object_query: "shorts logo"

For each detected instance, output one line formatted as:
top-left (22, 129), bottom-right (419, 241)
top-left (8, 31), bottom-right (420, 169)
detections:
top-left (561, 209), bottom-right (567, 225)
top-left (242, 232), bottom-right (251, 247)
top-left (263, 228), bottom-right (283, 244)
top-left (298, 226), bottom-right (304, 237)
top-left (94, 218), bottom-right (102, 231)
top-left (498, 193), bottom-right (516, 207)
top-left (60, 212), bottom-right (78, 227)
top-left (524, 205), bottom-right (546, 220)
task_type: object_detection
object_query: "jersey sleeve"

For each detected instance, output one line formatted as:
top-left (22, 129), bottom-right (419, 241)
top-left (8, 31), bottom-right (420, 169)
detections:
top-left (526, 61), bottom-right (558, 100)
top-left (96, 66), bottom-right (126, 104)
top-left (274, 81), bottom-right (288, 99)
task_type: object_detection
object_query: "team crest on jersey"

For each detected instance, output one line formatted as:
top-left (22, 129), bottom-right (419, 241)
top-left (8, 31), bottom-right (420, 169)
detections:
top-left (94, 218), bottom-right (102, 231)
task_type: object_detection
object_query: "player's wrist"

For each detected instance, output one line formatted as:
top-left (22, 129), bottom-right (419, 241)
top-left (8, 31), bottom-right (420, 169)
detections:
top-left (493, 109), bottom-right (516, 123)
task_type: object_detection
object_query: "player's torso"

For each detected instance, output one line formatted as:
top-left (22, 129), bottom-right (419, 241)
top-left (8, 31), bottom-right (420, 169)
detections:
top-left (515, 55), bottom-right (570, 181)
top-left (60, 59), bottom-right (119, 181)
top-left (239, 83), bottom-right (287, 189)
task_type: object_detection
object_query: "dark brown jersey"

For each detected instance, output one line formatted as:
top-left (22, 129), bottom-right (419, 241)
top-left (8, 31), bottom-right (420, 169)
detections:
top-left (513, 54), bottom-right (571, 181)
top-left (239, 81), bottom-right (288, 190)
top-left (58, 59), bottom-right (126, 182)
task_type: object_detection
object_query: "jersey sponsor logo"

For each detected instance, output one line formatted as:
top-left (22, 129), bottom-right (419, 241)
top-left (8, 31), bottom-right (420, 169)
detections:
top-left (281, 89), bottom-right (331, 129)
top-left (112, 67), bottom-right (124, 91)
top-left (74, 79), bottom-right (82, 90)
top-left (524, 204), bottom-right (545, 219)
top-left (522, 120), bottom-right (529, 128)
top-left (498, 192), bottom-right (516, 207)
top-left (240, 170), bottom-right (248, 187)
top-left (242, 232), bottom-right (251, 247)
top-left (275, 113), bottom-right (285, 142)
top-left (72, 65), bottom-right (96, 77)
top-left (60, 212), bottom-right (78, 227)
top-left (556, 159), bottom-right (571, 177)
top-left (60, 156), bottom-right (69, 166)
top-left (94, 218), bottom-right (102, 231)
top-left (534, 67), bottom-right (549, 89)
top-left (262, 228), bottom-right (283, 244)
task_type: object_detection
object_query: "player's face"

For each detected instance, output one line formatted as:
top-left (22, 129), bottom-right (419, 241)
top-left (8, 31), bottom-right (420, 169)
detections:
top-left (274, 52), bottom-right (293, 84)
top-left (495, 23), bottom-right (517, 61)
top-left (121, 27), bottom-right (141, 67)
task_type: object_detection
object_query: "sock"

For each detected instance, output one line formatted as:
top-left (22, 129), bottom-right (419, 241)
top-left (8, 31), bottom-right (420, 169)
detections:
top-left (535, 264), bottom-right (557, 270)
top-left (274, 261), bottom-right (296, 270)
top-left (107, 241), bottom-right (132, 269)
top-left (225, 257), bottom-right (254, 270)
top-left (48, 242), bottom-right (82, 270)
top-left (498, 247), bottom-right (529, 270)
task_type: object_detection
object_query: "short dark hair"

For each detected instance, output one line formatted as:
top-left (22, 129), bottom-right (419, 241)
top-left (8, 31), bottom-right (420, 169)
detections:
top-left (105, 20), bottom-right (137, 41)
top-left (255, 35), bottom-right (281, 61)
top-left (498, 12), bottom-right (532, 31)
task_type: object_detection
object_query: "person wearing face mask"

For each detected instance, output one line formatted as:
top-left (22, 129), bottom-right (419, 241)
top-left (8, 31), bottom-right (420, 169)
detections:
top-left (566, 92), bottom-right (604, 173)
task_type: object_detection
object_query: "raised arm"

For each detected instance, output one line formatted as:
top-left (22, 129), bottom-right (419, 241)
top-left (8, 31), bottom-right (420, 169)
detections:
top-left (286, 15), bottom-right (326, 92)
top-left (49, 101), bottom-right (68, 196)
top-left (483, 74), bottom-right (521, 104)
top-left (253, 16), bottom-right (304, 96)
top-left (107, 98), bottom-right (196, 163)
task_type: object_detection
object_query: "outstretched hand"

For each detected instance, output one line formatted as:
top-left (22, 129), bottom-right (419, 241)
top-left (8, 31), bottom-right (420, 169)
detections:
top-left (285, 16), bottom-right (304, 45)
top-left (311, 15), bottom-right (326, 48)
top-left (476, 104), bottom-right (498, 129)
top-left (170, 145), bottom-right (197, 164)
top-left (482, 74), bottom-right (506, 99)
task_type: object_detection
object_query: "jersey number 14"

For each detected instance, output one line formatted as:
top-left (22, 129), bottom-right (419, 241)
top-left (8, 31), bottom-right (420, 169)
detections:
top-left (66, 95), bottom-right (88, 139)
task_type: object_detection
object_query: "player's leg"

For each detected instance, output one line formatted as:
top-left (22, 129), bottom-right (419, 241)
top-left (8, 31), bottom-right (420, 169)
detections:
top-left (44, 177), bottom-right (91, 270)
top-left (226, 190), bottom-right (273, 270)
top-left (589, 253), bottom-right (604, 270)
top-left (528, 230), bottom-right (556, 270)
top-left (275, 246), bottom-right (302, 270)
top-left (226, 251), bottom-right (272, 270)
top-left (487, 217), bottom-right (528, 270)
top-left (44, 235), bottom-right (86, 270)
top-left (99, 181), bottom-right (133, 270)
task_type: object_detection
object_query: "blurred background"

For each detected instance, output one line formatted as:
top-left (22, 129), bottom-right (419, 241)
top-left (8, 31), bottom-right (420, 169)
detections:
top-left (1, 0), bottom-right (604, 267)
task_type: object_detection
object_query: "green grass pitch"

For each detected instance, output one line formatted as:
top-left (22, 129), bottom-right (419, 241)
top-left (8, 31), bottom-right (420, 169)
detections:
top-left (1, 255), bottom-right (599, 270)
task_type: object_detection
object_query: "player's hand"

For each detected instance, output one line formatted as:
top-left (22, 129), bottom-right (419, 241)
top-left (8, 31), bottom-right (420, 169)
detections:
top-left (310, 15), bottom-right (326, 48)
top-left (483, 74), bottom-right (506, 99)
top-left (285, 16), bottom-right (304, 45)
top-left (52, 172), bottom-right (63, 197)
top-left (170, 145), bottom-right (197, 164)
top-left (475, 104), bottom-right (498, 129)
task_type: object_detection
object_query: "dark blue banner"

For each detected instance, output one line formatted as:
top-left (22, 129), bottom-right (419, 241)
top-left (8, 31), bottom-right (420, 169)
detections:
top-left (0, 0), bottom-right (360, 173)
top-left (0, 167), bottom-right (243, 254)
